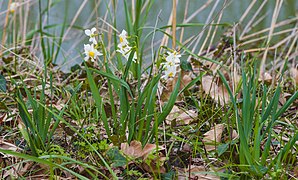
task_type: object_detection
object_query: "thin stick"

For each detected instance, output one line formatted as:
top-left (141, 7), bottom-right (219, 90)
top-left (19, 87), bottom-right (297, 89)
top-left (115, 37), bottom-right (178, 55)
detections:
top-left (172, 0), bottom-right (177, 49)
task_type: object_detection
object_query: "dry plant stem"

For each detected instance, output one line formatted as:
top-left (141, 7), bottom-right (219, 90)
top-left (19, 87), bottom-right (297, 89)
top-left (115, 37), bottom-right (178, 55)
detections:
top-left (172, 0), bottom-right (177, 92)
top-left (241, 17), bottom-right (298, 41)
top-left (261, 0), bottom-right (283, 77)
top-left (1, 0), bottom-right (12, 57)
top-left (22, 1), bottom-right (30, 46)
top-left (272, 32), bottom-right (297, 49)
top-left (272, 25), bottom-right (297, 69)
top-left (62, 0), bottom-right (88, 42)
top-left (140, 0), bottom-right (150, 13)
top-left (240, 0), bottom-right (268, 39)
top-left (207, 0), bottom-right (225, 54)
top-left (277, 27), bottom-right (298, 74)
top-left (197, 0), bottom-right (220, 55)
top-left (106, 1), bottom-right (114, 52)
top-left (238, 0), bottom-right (257, 24)
top-left (246, 13), bottom-right (269, 34)
top-left (172, 0), bottom-right (177, 49)
top-left (160, 6), bottom-right (173, 48)
top-left (200, 22), bottom-right (213, 55)
top-left (152, 10), bottom-right (161, 75)
top-left (239, 28), bottom-right (298, 47)
top-left (185, 0), bottom-right (212, 23)
top-left (66, 1), bottom-right (102, 65)
top-left (18, 0), bottom-right (23, 43)
top-left (179, 0), bottom-right (189, 43)
top-left (182, 0), bottom-right (215, 56)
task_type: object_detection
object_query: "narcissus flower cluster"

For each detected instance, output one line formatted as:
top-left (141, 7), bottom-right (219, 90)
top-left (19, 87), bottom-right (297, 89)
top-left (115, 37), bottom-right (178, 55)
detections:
top-left (161, 51), bottom-right (181, 79)
top-left (83, 27), bottom-right (102, 62)
top-left (82, 28), bottom-right (180, 80)
top-left (9, 2), bottom-right (20, 13)
top-left (116, 30), bottom-right (137, 62)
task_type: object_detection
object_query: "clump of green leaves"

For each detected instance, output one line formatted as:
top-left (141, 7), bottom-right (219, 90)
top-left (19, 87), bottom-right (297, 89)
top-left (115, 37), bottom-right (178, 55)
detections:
top-left (219, 59), bottom-right (298, 178)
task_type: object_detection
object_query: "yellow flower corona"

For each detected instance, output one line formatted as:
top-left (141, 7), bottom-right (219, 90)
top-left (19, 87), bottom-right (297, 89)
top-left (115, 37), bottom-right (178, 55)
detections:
top-left (89, 51), bottom-right (95, 58)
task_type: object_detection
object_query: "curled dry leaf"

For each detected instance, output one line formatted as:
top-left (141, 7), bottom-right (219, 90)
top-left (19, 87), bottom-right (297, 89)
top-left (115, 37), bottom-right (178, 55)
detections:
top-left (167, 105), bottom-right (197, 126)
top-left (203, 124), bottom-right (225, 151)
top-left (202, 75), bottom-right (230, 105)
top-left (231, 129), bottom-right (239, 140)
top-left (258, 72), bottom-right (273, 84)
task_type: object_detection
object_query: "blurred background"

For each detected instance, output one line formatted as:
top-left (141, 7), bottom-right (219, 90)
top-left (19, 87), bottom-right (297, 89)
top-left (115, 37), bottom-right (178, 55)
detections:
top-left (0, 0), bottom-right (297, 72)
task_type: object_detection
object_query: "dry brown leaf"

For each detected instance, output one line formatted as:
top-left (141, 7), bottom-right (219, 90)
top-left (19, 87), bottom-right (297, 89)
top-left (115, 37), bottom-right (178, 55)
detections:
top-left (120, 140), bottom-right (162, 159)
top-left (202, 76), bottom-right (230, 105)
top-left (142, 155), bottom-right (167, 174)
top-left (167, 105), bottom-right (197, 125)
top-left (258, 72), bottom-right (273, 84)
top-left (121, 141), bottom-right (166, 174)
top-left (177, 110), bottom-right (197, 125)
top-left (180, 72), bottom-right (192, 90)
top-left (203, 124), bottom-right (225, 151)
top-left (231, 129), bottom-right (239, 140)
top-left (290, 67), bottom-right (298, 85)
top-left (177, 165), bottom-right (220, 180)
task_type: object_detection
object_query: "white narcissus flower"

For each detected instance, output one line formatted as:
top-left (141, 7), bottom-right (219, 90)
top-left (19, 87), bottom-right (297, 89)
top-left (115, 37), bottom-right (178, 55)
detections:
top-left (117, 46), bottom-right (137, 62)
top-left (166, 51), bottom-right (181, 64)
top-left (84, 44), bottom-right (102, 62)
top-left (162, 64), bottom-right (179, 79)
top-left (117, 30), bottom-right (137, 62)
top-left (9, 2), bottom-right (20, 13)
top-left (119, 30), bottom-right (129, 46)
top-left (85, 27), bottom-right (97, 45)
top-left (161, 50), bottom-right (181, 80)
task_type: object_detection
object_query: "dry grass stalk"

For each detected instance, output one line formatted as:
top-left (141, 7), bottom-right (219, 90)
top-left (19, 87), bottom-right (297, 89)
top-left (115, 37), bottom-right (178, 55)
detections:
top-left (1, 0), bottom-right (13, 57)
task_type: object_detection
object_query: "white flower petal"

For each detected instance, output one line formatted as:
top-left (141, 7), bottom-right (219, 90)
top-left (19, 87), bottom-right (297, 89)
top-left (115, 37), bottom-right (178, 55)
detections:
top-left (91, 27), bottom-right (97, 33)
top-left (85, 29), bottom-right (91, 36)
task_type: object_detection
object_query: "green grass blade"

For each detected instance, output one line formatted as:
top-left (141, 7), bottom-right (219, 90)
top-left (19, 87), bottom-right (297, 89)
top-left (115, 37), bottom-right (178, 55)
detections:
top-left (85, 65), bottom-right (111, 137)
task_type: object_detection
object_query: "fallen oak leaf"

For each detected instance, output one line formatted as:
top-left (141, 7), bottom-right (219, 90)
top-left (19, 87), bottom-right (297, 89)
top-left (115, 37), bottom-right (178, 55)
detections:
top-left (202, 75), bottom-right (230, 106)
top-left (166, 105), bottom-right (197, 126)
top-left (121, 141), bottom-right (166, 174)
top-left (120, 140), bottom-right (163, 160)
top-left (202, 124), bottom-right (225, 151)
